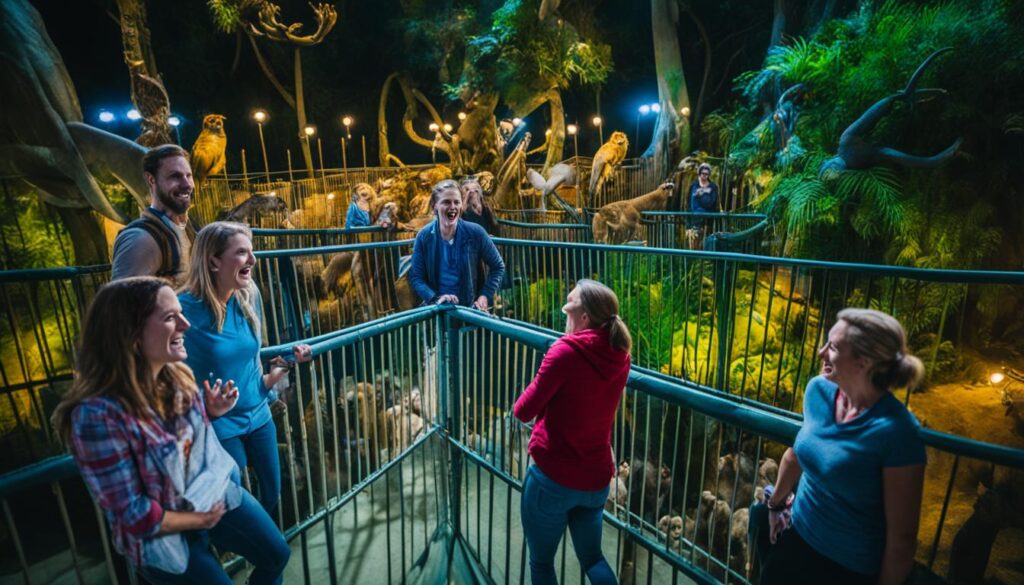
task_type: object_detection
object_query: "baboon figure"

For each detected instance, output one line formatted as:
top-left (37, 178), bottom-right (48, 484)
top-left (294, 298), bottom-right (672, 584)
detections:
top-left (591, 182), bottom-right (675, 244)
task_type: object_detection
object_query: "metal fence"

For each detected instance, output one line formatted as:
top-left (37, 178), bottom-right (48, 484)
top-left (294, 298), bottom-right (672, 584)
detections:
top-left (3, 305), bottom-right (1022, 584)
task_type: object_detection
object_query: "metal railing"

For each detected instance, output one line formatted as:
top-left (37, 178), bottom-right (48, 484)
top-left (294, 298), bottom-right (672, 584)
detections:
top-left (3, 305), bottom-right (1022, 584)
top-left (2, 240), bottom-right (1023, 478)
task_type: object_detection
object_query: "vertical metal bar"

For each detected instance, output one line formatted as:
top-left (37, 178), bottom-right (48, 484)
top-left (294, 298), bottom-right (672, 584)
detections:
top-left (53, 482), bottom-right (85, 584)
top-left (3, 498), bottom-right (32, 584)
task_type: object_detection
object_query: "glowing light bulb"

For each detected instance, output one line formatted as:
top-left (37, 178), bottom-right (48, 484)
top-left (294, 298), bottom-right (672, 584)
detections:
top-left (567, 124), bottom-right (578, 135)
top-left (458, 112), bottom-right (467, 121)
top-left (168, 116), bottom-right (181, 127)
top-left (126, 109), bottom-right (141, 121)
top-left (342, 116), bottom-right (353, 127)
top-left (990, 372), bottom-right (1005, 384)
top-left (304, 125), bottom-right (316, 137)
top-left (638, 105), bottom-right (650, 115)
top-left (98, 111), bottom-right (115, 123)
top-left (252, 110), bottom-right (268, 123)
top-left (592, 116), bottom-right (602, 127)
top-left (429, 122), bottom-right (439, 132)
top-left (512, 117), bottom-right (522, 127)
top-left (650, 103), bottom-right (661, 113)
top-left (680, 106), bottom-right (691, 117)
top-left (443, 123), bottom-right (453, 133)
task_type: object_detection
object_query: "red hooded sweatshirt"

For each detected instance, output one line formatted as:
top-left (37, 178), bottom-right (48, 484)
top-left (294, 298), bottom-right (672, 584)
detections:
top-left (513, 327), bottom-right (631, 491)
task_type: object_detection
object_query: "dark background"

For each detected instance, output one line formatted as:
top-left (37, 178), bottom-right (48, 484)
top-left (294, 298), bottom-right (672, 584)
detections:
top-left (33, 0), bottom-right (778, 171)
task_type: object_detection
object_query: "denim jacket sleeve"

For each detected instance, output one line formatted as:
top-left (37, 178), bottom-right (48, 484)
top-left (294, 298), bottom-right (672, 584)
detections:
top-left (477, 229), bottom-right (505, 302)
top-left (409, 228), bottom-right (437, 303)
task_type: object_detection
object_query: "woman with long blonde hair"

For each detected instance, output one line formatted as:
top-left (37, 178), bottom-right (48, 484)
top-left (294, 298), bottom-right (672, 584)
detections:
top-left (179, 221), bottom-right (311, 514)
top-left (52, 277), bottom-right (289, 583)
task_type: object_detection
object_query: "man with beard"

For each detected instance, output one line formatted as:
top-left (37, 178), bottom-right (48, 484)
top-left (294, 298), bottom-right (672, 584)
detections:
top-left (112, 145), bottom-right (196, 285)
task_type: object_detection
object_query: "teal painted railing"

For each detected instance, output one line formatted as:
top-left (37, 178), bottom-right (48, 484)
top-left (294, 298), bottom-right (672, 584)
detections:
top-left (3, 305), bottom-right (1021, 583)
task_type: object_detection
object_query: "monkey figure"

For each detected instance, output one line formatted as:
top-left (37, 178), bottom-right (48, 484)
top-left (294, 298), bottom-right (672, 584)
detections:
top-left (658, 514), bottom-right (684, 551)
top-left (591, 182), bottom-right (675, 244)
top-left (588, 131), bottom-right (629, 199)
top-left (191, 114), bottom-right (227, 193)
top-left (606, 459), bottom-right (630, 513)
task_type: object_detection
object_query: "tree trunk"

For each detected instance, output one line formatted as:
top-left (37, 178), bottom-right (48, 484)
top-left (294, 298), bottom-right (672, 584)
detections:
top-left (53, 207), bottom-right (108, 266)
top-left (116, 0), bottom-right (172, 147)
top-left (542, 91), bottom-right (566, 173)
top-left (645, 0), bottom-right (691, 181)
top-left (294, 48), bottom-right (315, 178)
top-left (763, 0), bottom-right (787, 115)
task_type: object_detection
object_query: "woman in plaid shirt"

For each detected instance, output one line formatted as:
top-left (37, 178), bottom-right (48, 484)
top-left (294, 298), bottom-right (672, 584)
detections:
top-left (52, 277), bottom-right (290, 584)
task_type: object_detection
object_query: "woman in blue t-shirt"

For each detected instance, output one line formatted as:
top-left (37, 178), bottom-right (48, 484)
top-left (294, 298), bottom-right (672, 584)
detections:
top-left (751, 308), bottom-right (926, 585)
top-left (179, 222), bottom-right (311, 515)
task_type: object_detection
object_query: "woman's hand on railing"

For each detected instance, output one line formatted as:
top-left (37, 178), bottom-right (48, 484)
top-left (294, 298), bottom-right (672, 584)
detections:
top-left (473, 296), bottom-right (489, 311)
top-left (204, 378), bottom-right (239, 419)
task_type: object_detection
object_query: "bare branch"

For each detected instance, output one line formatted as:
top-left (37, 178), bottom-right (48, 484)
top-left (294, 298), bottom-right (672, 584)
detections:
top-left (247, 1), bottom-right (337, 47)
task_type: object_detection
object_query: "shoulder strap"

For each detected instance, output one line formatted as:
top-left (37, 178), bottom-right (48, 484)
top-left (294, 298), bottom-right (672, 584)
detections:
top-left (120, 211), bottom-right (180, 277)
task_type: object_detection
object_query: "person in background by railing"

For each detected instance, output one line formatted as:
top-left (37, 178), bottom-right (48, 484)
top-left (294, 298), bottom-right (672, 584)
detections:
top-left (344, 183), bottom-right (371, 228)
top-left (514, 279), bottom-right (632, 585)
top-left (686, 162), bottom-right (719, 248)
top-left (460, 177), bottom-right (498, 236)
top-left (51, 277), bottom-right (290, 584)
top-left (178, 222), bottom-right (312, 516)
top-left (409, 179), bottom-right (505, 310)
top-left (750, 308), bottom-right (926, 585)
top-left (111, 145), bottom-right (196, 286)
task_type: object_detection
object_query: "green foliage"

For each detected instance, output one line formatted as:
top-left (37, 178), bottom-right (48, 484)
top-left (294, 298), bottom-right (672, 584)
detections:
top-left (207, 0), bottom-right (242, 33)
top-left (718, 0), bottom-right (1024, 273)
top-left (0, 196), bottom-right (73, 269)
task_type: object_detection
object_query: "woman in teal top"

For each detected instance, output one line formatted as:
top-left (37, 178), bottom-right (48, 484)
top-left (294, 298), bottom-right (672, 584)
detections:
top-left (180, 222), bottom-right (311, 514)
top-left (752, 308), bottom-right (927, 585)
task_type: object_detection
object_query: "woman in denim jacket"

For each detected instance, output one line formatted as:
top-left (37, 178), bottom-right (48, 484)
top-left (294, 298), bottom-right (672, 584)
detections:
top-left (409, 179), bottom-right (505, 310)
top-left (52, 277), bottom-right (290, 584)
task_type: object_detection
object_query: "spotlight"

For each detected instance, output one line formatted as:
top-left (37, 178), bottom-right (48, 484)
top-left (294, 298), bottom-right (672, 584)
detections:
top-left (567, 124), bottom-right (578, 136)
top-left (457, 112), bottom-right (467, 121)
top-left (252, 109), bottom-right (268, 123)
top-left (638, 105), bottom-right (650, 115)
top-left (650, 103), bottom-right (661, 113)
top-left (342, 115), bottom-right (353, 128)
top-left (591, 116), bottom-right (602, 127)
top-left (98, 111), bottom-right (115, 123)
top-left (126, 109), bottom-right (141, 121)
top-left (168, 116), bottom-right (181, 127)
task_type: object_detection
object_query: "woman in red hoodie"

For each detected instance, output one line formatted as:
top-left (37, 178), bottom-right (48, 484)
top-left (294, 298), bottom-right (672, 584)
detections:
top-left (514, 279), bottom-right (632, 585)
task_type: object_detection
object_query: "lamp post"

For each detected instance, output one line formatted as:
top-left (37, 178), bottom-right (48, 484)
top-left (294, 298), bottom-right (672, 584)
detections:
top-left (429, 123), bottom-right (440, 164)
top-left (592, 115), bottom-right (603, 145)
top-left (252, 109), bottom-right (271, 183)
top-left (302, 125), bottom-right (316, 179)
top-left (342, 115), bottom-right (353, 140)
top-left (567, 124), bottom-right (580, 208)
top-left (168, 115), bottom-right (182, 146)
top-left (636, 104), bottom-right (650, 148)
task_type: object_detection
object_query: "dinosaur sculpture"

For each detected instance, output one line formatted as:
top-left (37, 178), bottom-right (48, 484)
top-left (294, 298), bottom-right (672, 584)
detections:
top-left (819, 48), bottom-right (961, 179)
top-left (592, 182), bottom-right (676, 244)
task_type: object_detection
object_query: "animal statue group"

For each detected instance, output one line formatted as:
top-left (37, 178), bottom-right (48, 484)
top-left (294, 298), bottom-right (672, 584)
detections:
top-left (591, 182), bottom-right (676, 244)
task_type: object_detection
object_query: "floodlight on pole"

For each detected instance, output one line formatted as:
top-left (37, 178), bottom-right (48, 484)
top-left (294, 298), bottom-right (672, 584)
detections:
top-left (650, 103), bottom-right (661, 113)
top-left (304, 125), bottom-right (316, 137)
top-left (252, 109), bottom-right (271, 183)
top-left (592, 115), bottom-right (603, 143)
top-left (429, 122), bottom-right (440, 133)
top-left (567, 124), bottom-right (578, 136)
top-left (126, 109), bottom-right (141, 121)
top-left (98, 111), bottom-right (115, 123)
top-left (342, 115), bottom-right (353, 139)
top-left (168, 116), bottom-right (181, 127)
top-left (443, 123), bottom-right (453, 133)
top-left (638, 105), bottom-right (650, 115)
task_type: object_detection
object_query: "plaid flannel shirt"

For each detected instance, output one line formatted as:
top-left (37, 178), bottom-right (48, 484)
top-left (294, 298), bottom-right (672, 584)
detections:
top-left (70, 396), bottom-right (204, 567)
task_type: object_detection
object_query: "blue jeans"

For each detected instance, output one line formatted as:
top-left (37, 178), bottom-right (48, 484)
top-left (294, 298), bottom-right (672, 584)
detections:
top-left (521, 465), bottom-right (616, 585)
top-left (139, 490), bottom-right (290, 585)
top-left (220, 418), bottom-right (281, 515)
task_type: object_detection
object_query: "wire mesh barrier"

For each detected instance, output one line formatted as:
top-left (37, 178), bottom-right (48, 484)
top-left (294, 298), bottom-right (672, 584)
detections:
top-left (3, 306), bottom-right (1021, 584)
